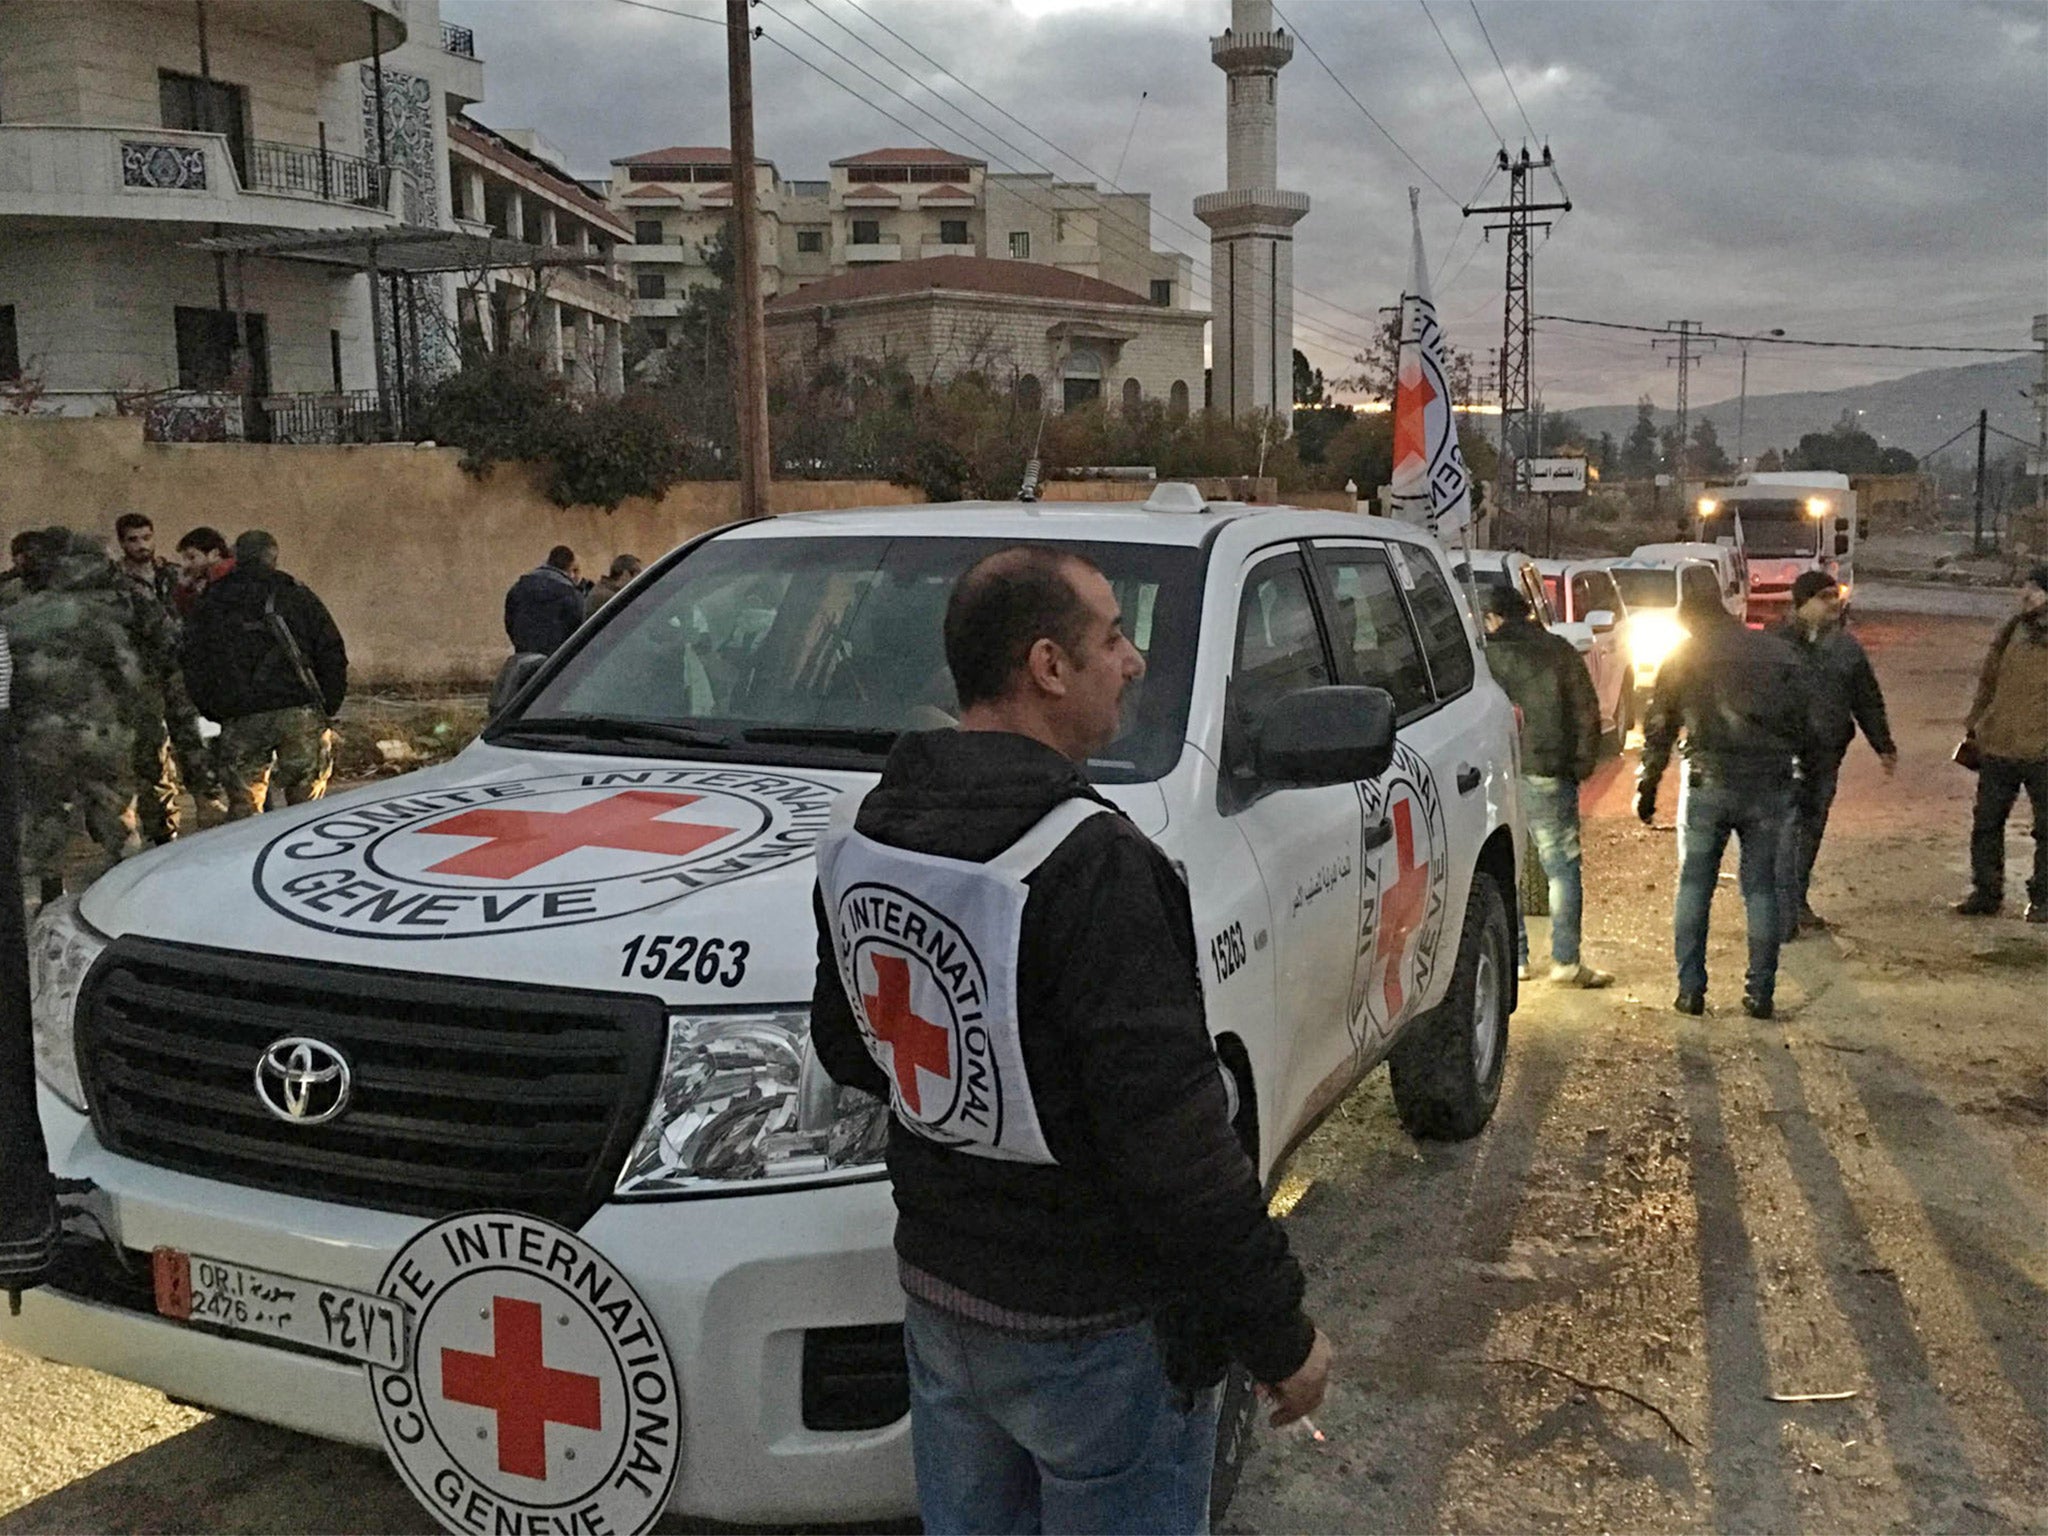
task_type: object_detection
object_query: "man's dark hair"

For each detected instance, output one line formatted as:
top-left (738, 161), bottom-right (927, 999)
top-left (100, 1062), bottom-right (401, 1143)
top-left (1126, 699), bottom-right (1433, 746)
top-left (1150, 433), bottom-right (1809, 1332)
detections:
top-left (944, 546), bottom-right (1101, 709)
top-left (10, 530), bottom-right (40, 559)
top-left (608, 553), bottom-right (642, 581)
top-left (234, 529), bottom-right (280, 571)
top-left (1790, 570), bottom-right (1836, 607)
top-left (1483, 582), bottom-right (1531, 621)
top-left (113, 512), bottom-right (153, 538)
top-left (177, 526), bottom-right (230, 559)
top-left (547, 545), bottom-right (577, 571)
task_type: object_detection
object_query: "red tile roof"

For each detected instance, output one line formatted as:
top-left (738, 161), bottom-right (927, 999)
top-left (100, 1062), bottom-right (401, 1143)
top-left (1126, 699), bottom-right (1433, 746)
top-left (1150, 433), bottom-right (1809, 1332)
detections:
top-left (830, 147), bottom-right (984, 168)
top-left (766, 256), bottom-right (1151, 312)
top-left (613, 146), bottom-right (747, 165)
top-left (917, 183), bottom-right (975, 202)
top-left (841, 183), bottom-right (903, 203)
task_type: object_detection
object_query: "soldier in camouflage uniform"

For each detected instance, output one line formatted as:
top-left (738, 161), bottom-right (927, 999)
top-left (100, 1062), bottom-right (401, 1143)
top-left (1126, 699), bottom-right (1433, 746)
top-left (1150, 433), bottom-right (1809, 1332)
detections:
top-left (0, 530), bottom-right (181, 898)
top-left (113, 513), bottom-right (223, 842)
top-left (182, 531), bottom-right (347, 818)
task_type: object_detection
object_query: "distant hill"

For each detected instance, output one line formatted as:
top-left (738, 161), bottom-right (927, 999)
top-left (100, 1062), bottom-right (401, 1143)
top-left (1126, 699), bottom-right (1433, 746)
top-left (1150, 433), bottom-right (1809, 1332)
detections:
top-left (1559, 356), bottom-right (2038, 465)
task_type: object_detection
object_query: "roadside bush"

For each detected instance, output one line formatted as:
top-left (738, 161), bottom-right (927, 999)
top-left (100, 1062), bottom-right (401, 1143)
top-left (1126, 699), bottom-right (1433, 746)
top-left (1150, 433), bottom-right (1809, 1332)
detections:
top-left (416, 349), bottom-right (563, 474)
top-left (544, 395), bottom-right (690, 510)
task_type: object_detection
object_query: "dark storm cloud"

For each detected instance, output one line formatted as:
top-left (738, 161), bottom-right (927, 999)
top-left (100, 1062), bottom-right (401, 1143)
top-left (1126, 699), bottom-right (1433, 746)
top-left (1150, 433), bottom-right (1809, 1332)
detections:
top-left (445, 0), bottom-right (2044, 407)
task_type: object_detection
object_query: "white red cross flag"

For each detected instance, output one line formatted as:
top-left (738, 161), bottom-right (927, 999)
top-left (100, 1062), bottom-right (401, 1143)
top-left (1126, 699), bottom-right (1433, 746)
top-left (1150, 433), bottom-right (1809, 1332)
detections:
top-left (1387, 188), bottom-right (1474, 540)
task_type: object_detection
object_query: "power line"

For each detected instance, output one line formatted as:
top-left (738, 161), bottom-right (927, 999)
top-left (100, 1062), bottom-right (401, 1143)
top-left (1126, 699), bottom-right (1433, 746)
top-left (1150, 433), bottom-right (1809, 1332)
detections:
top-left (1468, 1), bottom-right (1537, 143)
top-left (1537, 315), bottom-right (2031, 354)
top-left (1418, 0), bottom-right (1503, 145)
top-left (608, 0), bottom-right (725, 27)
top-left (1271, 1), bottom-right (1463, 207)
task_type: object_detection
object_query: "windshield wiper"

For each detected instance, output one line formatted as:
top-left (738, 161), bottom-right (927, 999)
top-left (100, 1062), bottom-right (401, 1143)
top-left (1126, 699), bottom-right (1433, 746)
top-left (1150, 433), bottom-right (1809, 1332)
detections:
top-left (741, 725), bottom-right (900, 753)
top-left (491, 715), bottom-right (736, 752)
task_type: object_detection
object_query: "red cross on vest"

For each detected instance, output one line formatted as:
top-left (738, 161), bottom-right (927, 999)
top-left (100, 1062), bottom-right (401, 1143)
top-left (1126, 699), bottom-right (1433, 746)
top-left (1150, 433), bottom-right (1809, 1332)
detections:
top-left (440, 1296), bottom-right (603, 1480)
top-left (1378, 797), bottom-right (1430, 1016)
top-left (416, 790), bottom-right (735, 879)
top-left (863, 953), bottom-right (950, 1114)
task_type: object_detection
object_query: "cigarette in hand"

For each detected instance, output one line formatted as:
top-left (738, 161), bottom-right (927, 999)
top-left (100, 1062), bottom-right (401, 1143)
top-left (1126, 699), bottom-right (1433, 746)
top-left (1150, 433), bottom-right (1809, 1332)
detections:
top-left (1297, 1416), bottom-right (1327, 1443)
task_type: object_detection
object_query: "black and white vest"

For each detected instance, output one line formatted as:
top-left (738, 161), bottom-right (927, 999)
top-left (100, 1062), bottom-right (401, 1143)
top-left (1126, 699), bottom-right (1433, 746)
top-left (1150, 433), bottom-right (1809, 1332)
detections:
top-left (816, 794), bottom-right (1110, 1165)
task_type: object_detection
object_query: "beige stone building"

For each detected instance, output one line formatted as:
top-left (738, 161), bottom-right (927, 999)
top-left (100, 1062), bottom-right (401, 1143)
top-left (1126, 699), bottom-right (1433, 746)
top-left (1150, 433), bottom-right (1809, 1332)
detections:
top-left (608, 144), bottom-right (1191, 353)
top-left (764, 256), bottom-right (1206, 416)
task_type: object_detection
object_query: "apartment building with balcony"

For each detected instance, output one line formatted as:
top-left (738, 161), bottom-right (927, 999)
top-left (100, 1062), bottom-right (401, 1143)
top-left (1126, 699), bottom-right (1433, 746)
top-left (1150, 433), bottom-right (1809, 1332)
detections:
top-left (607, 142), bottom-right (1192, 354)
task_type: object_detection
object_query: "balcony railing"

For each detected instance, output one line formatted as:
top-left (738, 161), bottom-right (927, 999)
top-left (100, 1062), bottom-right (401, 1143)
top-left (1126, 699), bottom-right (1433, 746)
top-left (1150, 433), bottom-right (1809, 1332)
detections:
top-left (440, 22), bottom-right (476, 56)
top-left (259, 390), bottom-right (388, 444)
top-left (243, 138), bottom-right (390, 208)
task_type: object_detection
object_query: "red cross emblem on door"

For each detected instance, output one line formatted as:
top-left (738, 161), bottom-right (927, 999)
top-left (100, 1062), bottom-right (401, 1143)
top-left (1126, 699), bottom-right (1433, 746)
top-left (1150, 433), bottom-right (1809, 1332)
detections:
top-left (863, 953), bottom-right (951, 1114)
top-left (440, 1296), bottom-right (602, 1480)
top-left (415, 790), bottom-right (736, 879)
top-left (1377, 798), bottom-right (1431, 1016)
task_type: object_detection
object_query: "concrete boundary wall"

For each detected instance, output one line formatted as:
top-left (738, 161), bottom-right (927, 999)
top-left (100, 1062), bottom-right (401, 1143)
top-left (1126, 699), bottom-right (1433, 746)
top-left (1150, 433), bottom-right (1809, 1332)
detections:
top-left (0, 420), bottom-right (1359, 683)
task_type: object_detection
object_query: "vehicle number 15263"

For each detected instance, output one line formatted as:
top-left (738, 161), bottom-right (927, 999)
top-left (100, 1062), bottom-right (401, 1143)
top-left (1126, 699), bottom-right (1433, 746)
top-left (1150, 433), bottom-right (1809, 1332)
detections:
top-left (620, 933), bottom-right (750, 987)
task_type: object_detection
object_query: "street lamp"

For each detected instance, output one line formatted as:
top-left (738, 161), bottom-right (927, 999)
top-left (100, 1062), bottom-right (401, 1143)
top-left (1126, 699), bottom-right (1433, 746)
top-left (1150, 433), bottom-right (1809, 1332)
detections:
top-left (1735, 327), bottom-right (1785, 469)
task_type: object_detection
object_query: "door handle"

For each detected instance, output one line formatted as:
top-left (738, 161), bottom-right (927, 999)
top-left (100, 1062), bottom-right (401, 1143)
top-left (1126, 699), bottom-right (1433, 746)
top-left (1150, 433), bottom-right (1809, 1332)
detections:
top-left (1457, 765), bottom-right (1484, 795)
top-left (1363, 817), bottom-right (1393, 851)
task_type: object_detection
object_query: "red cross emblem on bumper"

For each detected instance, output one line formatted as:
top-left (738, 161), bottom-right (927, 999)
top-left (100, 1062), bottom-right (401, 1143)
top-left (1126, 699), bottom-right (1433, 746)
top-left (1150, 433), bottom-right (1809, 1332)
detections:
top-left (440, 1296), bottom-right (602, 1480)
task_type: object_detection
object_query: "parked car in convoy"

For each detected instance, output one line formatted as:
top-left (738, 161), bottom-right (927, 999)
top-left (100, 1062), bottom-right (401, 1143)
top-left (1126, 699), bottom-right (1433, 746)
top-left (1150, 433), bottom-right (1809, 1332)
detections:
top-left (1602, 556), bottom-right (1729, 693)
top-left (11, 489), bottom-right (1525, 1528)
top-left (1531, 558), bottom-right (1633, 746)
top-left (1628, 540), bottom-right (1748, 620)
top-left (1453, 548), bottom-right (1556, 628)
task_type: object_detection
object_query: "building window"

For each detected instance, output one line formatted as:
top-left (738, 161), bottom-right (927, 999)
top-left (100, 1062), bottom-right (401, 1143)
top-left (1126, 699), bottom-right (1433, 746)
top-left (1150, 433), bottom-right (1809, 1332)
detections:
top-left (635, 272), bottom-right (667, 299)
top-left (158, 70), bottom-right (248, 182)
top-left (173, 306), bottom-right (239, 390)
top-left (1150, 279), bottom-right (1173, 307)
top-left (1169, 379), bottom-right (1189, 419)
top-left (796, 229), bottom-right (824, 253)
top-left (1062, 348), bottom-right (1103, 411)
top-left (647, 326), bottom-right (669, 350)
top-left (1009, 231), bottom-right (1030, 259)
top-left (634, 218), bottom-right (664, 246)
top-left (0, 305), bottom-right (19, 382)
top-left (939, 219), bottom-right (969, 246)
top-left (851, 219), bottom-right (881, 246)
top-left (329, 329), bottom-right (344, 392)
top-left (1122, 378), bottom-right (1142, 412)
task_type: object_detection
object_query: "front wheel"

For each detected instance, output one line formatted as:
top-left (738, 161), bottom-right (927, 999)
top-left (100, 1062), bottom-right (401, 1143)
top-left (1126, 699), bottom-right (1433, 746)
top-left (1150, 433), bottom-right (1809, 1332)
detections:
top-left (1390, 872), bottom-right (1512, 1141)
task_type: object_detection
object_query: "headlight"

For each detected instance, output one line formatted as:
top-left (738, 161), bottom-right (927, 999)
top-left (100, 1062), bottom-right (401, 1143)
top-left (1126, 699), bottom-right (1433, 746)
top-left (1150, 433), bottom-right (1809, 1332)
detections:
top-left (29, 895), bottom-right (105, 1111)
top-left (1627, 613), bottom-right (1689, 674)
top-left (613, 1008), bottom-right (890, 1197)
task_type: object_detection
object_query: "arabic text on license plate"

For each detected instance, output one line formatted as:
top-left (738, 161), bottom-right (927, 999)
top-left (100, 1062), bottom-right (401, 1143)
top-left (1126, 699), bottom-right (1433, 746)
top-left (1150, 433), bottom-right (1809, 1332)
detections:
top-left (152, 1248), bottom-right (408, 1370)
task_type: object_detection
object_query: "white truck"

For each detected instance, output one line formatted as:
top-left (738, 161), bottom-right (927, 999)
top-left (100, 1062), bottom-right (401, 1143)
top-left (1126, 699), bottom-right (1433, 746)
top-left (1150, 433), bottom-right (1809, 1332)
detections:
top-left (1696, 471), bottom-right (1860, 623)
top-left (11, 491), bottom-right (1525, 1531)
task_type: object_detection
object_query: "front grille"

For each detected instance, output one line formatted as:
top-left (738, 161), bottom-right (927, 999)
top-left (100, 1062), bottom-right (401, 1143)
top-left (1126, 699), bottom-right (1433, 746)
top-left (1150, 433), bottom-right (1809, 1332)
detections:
top-left (78, 939), bottom-right (665, 1228)
top-left (801, 1324), bottom-right (909, 1431)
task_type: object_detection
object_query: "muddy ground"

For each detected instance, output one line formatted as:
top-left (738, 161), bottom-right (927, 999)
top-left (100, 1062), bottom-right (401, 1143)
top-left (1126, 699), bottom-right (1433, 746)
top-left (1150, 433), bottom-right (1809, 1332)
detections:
top-left (2, 598), bottom-right (2042, 1534)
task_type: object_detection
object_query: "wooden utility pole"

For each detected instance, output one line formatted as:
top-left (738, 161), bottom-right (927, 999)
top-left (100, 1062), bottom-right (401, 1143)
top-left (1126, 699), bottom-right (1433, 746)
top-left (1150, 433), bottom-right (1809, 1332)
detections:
top-left (726, 0), bottom-right (772, 519)
top-left (1972, 407), bottom-right (1989, 556)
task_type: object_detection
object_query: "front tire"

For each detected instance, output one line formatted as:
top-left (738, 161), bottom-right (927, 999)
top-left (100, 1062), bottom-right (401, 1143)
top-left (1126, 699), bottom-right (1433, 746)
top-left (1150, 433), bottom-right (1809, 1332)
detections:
top-left (1390, 872), bottom-right (1511, 1141)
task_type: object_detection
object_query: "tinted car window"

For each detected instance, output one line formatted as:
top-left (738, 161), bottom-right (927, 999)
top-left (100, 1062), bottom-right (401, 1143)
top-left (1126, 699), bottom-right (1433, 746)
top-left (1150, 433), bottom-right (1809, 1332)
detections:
top-left (1679, 563), bottom-right (1722, 609)
top-left (1313, 547), bottom-right (1432, 719)
top-left (1610, 566), bottom-right (1679, 610)
top-left (1230, 553), bottom-right (1332, 728)
top-left (1404, 553), bottom-right (1477, 699)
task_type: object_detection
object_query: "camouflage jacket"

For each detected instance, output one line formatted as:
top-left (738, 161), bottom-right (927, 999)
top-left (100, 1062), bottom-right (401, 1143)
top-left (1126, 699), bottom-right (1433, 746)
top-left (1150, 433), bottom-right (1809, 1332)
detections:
top-left (0, 531), bottom-right (184, 732)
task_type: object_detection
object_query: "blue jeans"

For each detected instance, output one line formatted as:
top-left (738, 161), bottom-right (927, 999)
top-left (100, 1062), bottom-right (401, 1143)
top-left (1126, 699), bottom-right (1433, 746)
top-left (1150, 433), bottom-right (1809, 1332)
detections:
top-left (1778, 751), bottom-right (1843, 935)
top-left (1675, 777), bottom-right (1789, 1004)
top-left (1516, 774), bottom-right (1584, 968)
top-left (904, 1297), bottom-right (1221, 1535)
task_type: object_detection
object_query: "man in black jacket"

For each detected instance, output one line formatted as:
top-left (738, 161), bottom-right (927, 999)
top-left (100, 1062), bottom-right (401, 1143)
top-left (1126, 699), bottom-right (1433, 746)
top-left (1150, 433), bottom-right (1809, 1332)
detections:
top-left (811, 546), bottom-right (1328, 1535)
top-left (1481, 584), bottom-right (1614, 989)
top-left (182, 531), bottom-right (347, 819)
top-left (1639, 586), bottom-right (1815, 1019)
top-left (503, 545), bottom-right (585, 656)
top-left (1775, 571), bottom-right (1896, 938)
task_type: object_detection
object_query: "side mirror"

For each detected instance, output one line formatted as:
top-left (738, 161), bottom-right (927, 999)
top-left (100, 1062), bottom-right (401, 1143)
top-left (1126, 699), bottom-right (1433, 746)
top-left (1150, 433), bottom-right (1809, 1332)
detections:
top-left (1586, 608), bottom-right (1617, 634)
top-left (1254, 685), bottom-right (1397, 787)
top-left (489, 652), bottom-right (548, 719)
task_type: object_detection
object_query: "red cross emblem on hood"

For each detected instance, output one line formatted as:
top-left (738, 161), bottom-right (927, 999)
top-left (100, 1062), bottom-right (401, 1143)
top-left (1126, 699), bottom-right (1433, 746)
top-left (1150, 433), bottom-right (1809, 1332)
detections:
top-left (415, 790), bottom-right (735, 880)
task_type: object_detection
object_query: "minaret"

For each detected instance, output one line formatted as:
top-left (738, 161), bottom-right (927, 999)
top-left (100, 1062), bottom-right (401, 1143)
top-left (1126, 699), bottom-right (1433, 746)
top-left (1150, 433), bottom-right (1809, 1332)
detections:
top-left (1195, 0), bottom-right (1311, 428)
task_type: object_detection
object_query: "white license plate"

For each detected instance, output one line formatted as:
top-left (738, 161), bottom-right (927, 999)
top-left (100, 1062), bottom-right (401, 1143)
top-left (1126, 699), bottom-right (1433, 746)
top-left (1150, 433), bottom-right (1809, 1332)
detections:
top-left (152, 1248), bottom-right (408, 1370)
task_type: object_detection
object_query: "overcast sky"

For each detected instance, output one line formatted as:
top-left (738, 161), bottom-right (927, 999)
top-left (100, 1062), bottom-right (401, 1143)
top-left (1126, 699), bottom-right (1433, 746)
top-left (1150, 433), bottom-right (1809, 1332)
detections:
top-left (445, 0), bottom-right (2046, 411)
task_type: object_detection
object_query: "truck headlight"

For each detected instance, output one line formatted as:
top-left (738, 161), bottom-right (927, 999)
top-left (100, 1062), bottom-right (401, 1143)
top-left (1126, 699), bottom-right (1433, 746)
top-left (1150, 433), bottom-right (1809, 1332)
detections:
top-left (29, 896), bottom-right (104, 1111)
top-left (613, 1009), bottom-right (890, 1197)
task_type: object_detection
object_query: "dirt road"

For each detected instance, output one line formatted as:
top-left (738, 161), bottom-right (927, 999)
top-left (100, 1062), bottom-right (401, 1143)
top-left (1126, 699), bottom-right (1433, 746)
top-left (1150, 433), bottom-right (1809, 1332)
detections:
top-left (3, 604), bottom-right (2043, 1534)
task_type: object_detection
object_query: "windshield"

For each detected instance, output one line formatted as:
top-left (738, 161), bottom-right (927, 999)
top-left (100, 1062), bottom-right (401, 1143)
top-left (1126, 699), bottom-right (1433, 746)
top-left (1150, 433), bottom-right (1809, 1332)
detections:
top-left (1609, 567), bottom-right (1680, 610)
top-left (506, 534), bottom-right (1204, 782)
top-left (1733, 500), bottom-right (1821, 558)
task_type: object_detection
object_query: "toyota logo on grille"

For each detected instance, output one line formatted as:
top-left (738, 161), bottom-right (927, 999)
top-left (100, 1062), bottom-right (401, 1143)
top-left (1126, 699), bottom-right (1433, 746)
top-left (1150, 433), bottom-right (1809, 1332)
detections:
top-left (254, 1037), bottom-right (353, 1125)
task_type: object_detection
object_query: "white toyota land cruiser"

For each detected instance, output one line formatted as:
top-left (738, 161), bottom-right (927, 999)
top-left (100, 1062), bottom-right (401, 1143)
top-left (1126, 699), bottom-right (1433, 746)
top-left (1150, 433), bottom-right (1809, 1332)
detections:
top-left (9, 492), bottom-right (1523, 1528)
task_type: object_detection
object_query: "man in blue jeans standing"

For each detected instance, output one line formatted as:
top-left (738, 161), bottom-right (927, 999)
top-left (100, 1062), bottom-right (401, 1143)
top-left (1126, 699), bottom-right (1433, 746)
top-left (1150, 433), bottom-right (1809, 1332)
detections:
top-left (810, 547), bottom-right (1329, 1534)
top-left (1638, 587), bottom-right (1816, 1019)
top-left (1479, 585), bottom-right (1614, 988)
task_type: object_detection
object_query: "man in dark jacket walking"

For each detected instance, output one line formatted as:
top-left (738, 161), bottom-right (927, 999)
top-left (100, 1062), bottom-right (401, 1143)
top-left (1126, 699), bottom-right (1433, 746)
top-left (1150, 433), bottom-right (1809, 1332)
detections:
top-left (1481, 585), bottom-right (1614, 988)
top-left (1775, 571), bottom-right (1896, 937)
top-left (181, 531), bottom-right (347, 819)
top-left (811, 546), bottom-right (1328, 1534)
top-left (1639, 586), bottom-right (1815, 1018)
top-left (1955, 564), bottom-right (2048, 921)
top-left (504, 545), bottom-right (585, 655)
